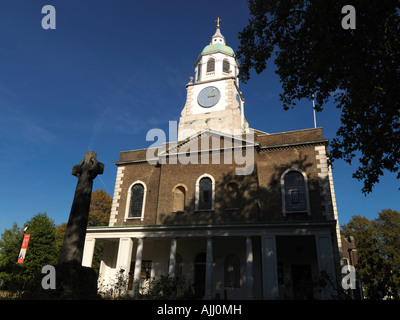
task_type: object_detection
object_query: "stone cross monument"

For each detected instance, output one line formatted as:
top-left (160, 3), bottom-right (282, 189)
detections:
top-left (56, 151), bottom-right (104, 299)
top-left (59, 151), bottom-right (104, 265)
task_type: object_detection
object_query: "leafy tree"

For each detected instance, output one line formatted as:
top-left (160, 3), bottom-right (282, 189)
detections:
top-left (88, 189), bottom-right (112, 227)
top-left (372, 209), bottom-right (400, 298)
top-left (55, 222), bottom-right (67, 252)
top-left (0, 223), bottom-right (23, 288)
top-left (0, 213), bottom-right (58, 290)
top-left (341, 210), bottom-right (400, 299)
top-left (0, 223), bottom-right (22, 270)
top-left (21, 212), bottom-right (58, 283)
top-left (236, 0), bottom-right (400, 193)
top-left (341, 215), bottom-right (386, 299)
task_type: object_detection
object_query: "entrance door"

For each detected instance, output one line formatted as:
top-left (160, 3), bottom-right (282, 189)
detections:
top-left (291, 264), bottom-right (314, 299)
top-left (194, 252), bottom-right (206, 299)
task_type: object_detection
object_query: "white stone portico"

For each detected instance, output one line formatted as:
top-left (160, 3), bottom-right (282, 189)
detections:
top-left (82, 221), bottom-right (337, 300)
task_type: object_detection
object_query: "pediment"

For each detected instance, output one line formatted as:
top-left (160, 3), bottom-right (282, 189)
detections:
top-left (158, 129), bottom-right (256, 158)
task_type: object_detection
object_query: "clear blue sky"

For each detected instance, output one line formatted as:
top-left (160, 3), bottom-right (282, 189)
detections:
top-left (0, 0), bottom-right (398, 233)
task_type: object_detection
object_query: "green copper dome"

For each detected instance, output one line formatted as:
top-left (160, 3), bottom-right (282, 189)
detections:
top-left (201, 43), bottom-right (235, 56)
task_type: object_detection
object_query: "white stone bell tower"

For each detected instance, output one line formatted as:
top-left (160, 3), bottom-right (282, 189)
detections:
top-left (178, 18), bottom-right (249, 141)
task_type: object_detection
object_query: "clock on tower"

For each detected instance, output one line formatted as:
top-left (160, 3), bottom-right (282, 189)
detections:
top-left (197, 86), bottom-right (221, 108)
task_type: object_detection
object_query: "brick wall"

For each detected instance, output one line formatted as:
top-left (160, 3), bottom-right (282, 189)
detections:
top-left (112, 128), bottom-right (333, 226)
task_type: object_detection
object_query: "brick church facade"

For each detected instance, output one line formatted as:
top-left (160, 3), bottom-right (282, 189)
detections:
top-left (82, 22), bottom-right (343, 300)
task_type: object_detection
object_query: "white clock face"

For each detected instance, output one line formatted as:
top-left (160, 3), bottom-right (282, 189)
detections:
top-left (197, 86), bottom-right (221, 108)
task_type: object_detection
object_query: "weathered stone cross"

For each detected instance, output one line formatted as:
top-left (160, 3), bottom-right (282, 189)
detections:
top-left (58, 151), bottom-right (104, 265)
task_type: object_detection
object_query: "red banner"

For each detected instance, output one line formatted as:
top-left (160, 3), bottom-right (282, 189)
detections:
top-left (17, 234), bottom-right (30, 264)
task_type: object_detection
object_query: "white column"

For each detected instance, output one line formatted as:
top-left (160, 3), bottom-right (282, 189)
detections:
top-left (261, 235), bottom-right (279, 299)
top-left (97, 241), bottom-right (118, 290)
top-left (133, 238), bottom-right (144, 294)
top-left (82, 238), bottom-right (96, 267)
top-left (116, 237), bottom-right (133, 275)
top-left (168, 238), bottom-right (177, 277)
top-left (316, 234), bottom-right (336, 300)
top-left (204, 237), bottom-right (213, 300)
top-left (246, 236), bottom-right (254, 299)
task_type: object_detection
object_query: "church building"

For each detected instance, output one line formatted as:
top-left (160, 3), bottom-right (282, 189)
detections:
top-left (82, 21), bottom-right (343, 300)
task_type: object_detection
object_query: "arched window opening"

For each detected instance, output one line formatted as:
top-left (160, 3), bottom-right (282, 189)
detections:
top-left (207, 58), bottom-right (215, 73)
top-left (199, 177), bottom-right (212, 210)
top-left (283, 170), bottom-right (307, 212)
top-left (223, 59), bottom-right (230, 73)
top-left (224, 254), bottom-right (240, 288)
top-left (173, 186), bottom-right (186, 212)
top-left (195, 174), bottom-right (215, 211)
top-left (129, 183), bottom-right (145, 218)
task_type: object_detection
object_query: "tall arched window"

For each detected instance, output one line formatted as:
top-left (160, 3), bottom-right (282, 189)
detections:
top-left (224, 254), bottom-right (240, 288)
top-left (195, 174), bottom-right (215, 211)
top-left (280, 168), bottom-right (310, 216)
top-left (199, 177), bottom-right (212, 210)
top-left (173, 185), bottom-right (186, 212)
top-left (223, 59), bottom-right (230, 73)
top-left (129, 184), bottom-right (144, 217)
top-left (125, 181), bottom-right (147, 221)
top-left (207, 58), bottom-right (215, 72)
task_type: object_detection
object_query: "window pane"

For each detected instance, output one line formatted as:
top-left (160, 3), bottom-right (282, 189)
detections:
top-left (223, 59), bottom-right (229, 73)
top-left (129, 184), bottom-right (144, 217)
top-left (284, 171), bottom-right (306, 211)
top-left (199, 177), bottom-right (212, 210)
top-left (207, 58), bottom-right (215, 72)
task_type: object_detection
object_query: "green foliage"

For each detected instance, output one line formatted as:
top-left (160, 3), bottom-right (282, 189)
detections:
top-left (341, 209), bottom-right (400, 299)
top-left (145, 274), bottom-right (194, 300)
top-left (0, 213), bottom-right (58, 292)
top-left (237, 0), bottom-right (400, 193)
top-left (0, 223), bottom-right (24, 291)
top-left (22, 212), bottom-right (59, 278)
top-left (0, 189), bottom-right (111, 295)
top-left (88, 189), bottom-right (112, 227)
top-left (0, 223), bottom-right (22, 270)
top-left (99, 271), bottom-right (194, 300)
